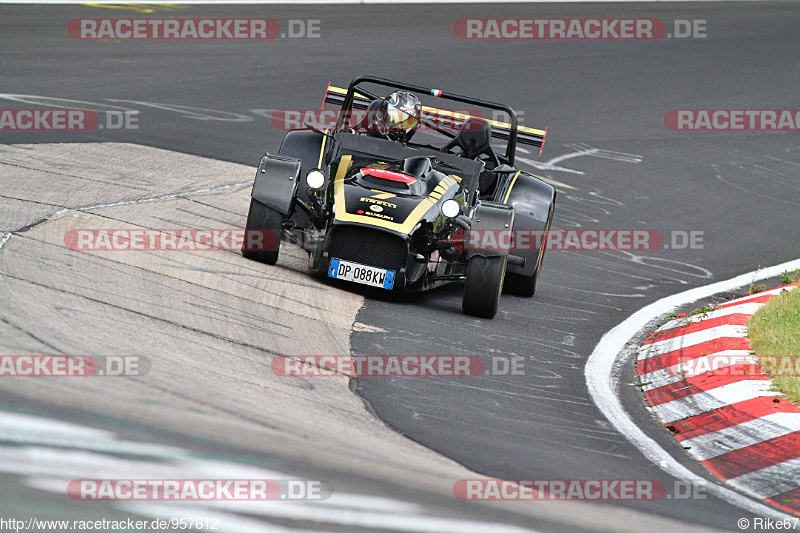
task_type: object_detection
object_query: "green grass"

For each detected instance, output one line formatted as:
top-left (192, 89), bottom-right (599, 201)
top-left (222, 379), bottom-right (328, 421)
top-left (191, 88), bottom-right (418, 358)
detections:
top-left (748, 287), bottom-right (800, 404)
top-left (781, 269), bottom-right (800, 285)
top-left (667, 305), bottom-right (720, 322)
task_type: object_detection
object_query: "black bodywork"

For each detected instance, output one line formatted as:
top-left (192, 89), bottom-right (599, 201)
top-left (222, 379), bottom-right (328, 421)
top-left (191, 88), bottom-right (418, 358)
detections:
top-left (245, 76), bottom-right (556, 315)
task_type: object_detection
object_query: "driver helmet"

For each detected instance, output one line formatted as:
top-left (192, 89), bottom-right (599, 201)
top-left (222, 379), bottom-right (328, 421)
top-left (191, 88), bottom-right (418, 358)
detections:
top-left (363, 91), bottom-right (422, 143)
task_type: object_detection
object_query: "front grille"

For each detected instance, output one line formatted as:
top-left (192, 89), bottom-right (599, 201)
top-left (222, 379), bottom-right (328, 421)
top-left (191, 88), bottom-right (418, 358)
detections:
top-left (328, 226), bottom-right (407, 272)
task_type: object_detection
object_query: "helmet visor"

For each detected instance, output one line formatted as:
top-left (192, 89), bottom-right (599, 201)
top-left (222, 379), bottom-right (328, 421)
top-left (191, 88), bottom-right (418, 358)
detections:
top-left (386, 104), bottom-right (420, 131)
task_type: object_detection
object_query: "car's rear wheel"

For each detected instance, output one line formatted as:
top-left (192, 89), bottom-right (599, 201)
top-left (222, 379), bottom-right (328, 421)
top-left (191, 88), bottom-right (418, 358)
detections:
top-left (242, 198), bottom-right (282, 265)
top-left (504, 229), bottom-right (548, 296)
top-left (504, 205), bottom-right (553, 297)
top-left (504, 270), bottom-right (537, 297)
top-left (462, 255), bottom-right (507, 318)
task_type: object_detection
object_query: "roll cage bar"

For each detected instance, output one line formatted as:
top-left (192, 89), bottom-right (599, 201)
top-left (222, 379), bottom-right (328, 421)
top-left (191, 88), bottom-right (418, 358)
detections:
top-left (334, 75), bottom-right (522, 166)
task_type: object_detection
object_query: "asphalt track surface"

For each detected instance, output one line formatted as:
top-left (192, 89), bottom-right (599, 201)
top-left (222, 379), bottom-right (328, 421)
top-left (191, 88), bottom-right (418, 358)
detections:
top-left (2, 2), bottom-right (800, 531)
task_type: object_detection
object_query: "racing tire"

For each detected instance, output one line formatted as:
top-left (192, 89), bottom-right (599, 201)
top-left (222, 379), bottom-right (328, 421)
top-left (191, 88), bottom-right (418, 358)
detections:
top-left (504, 270), bottom-right (538, 297)
top-left (504, 208), bottom-right (553, 297)
top-left (462, 255), bottom-right (508, 319)
top-left (242, 198), bottom-right (282, 265)
top-left (504, 241), bottom-right (546, 297)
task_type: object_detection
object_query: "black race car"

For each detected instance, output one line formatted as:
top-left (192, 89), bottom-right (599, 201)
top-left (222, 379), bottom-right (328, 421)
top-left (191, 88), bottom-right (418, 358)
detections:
top-left (242, 76), bottom-right (555, 318)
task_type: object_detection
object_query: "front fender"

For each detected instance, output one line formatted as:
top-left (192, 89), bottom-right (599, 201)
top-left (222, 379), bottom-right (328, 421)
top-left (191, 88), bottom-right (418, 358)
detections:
top-left (251, 153), bottom-right (301, 216)
top-left (467, 201), bottom-right (515, 258)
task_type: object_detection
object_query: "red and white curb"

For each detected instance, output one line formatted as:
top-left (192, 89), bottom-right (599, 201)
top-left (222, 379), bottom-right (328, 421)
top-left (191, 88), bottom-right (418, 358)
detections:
top-left (586, 259), bottom-right (800, 521)
top-left (636, 284), bottom-right (800, 515)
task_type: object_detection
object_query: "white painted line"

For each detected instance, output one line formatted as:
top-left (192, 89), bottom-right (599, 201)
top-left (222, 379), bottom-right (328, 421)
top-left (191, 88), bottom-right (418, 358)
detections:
top-left (19, 448), bottom-right (540, 532)
top-left (728, 457), bottom-right (800, 500)
top-left (1, 409), bottom-right (540, 533)
top-left (171, 499), bottom-right (541, 532)
top-left (649, 380), bottom-right (777, 424)
top-left (0, 410), bottom-right (186, 459)
top-left (638, 351), bottom-right (756, 391)
top-left (656, 302), bottom-right (764, 332)
top-left (585, 257), bottom-right (800, 520)
top-left (681, 413), bottom-right (800, 462)
top-left (117, 504), bottom-right (305, 533)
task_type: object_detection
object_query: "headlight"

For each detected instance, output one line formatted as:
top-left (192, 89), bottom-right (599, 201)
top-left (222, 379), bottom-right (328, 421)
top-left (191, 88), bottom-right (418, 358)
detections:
top-left (306, 170), bottom-right (325, 190)
top-left (442, 199), bottom-right (460, 218)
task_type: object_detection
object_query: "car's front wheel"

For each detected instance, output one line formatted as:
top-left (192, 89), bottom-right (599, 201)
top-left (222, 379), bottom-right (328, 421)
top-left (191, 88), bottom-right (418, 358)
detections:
top-left (462, 255), bottom-right (507, 318)
top-left (242, 198), bottom-right (283, 265)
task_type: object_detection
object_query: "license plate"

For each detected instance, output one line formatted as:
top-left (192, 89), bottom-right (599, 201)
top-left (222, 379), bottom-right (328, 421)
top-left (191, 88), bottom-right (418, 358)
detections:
top-left (328, 258), bottom-right (395, 289)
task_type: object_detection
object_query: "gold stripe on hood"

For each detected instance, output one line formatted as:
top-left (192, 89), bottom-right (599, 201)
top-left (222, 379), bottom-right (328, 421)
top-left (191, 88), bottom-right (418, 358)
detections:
top-left (333, 155), bottom-right (457, 234)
